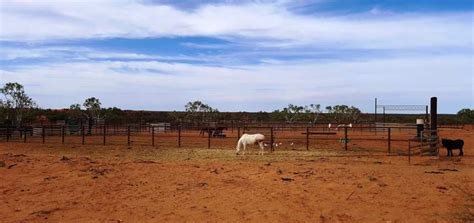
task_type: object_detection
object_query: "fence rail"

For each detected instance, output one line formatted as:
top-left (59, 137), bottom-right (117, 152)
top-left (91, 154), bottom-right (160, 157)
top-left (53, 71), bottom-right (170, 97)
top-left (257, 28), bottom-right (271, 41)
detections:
top-left (0, 124), bottom-right (433, 156)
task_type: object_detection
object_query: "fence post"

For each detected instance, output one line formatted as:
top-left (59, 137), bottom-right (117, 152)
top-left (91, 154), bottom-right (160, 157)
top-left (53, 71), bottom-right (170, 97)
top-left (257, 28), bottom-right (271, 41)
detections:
top-left (24, 127), bottom-right (27, 143)
top-left (237, 127), bottom-right (240, 141)
top-left (178, 126), bottom-right (181, 147)
top-left (81, 125), bottom-right (85, 145)
top-left (207, 127), bottom-right (211, 149)
top-left (103, 124), bottom-right (106, 145)
top-left (152, 127), bottom-right (155, 146)
top-left (42, 125), bottom-right (45, 144)
top-left (6, 126), bottom-right (10, 142)
top-left (127, 125), bottom-right (131, 146)
top-left (408, 141), bottom-right (411, 164)
top-left (306, 127), bottom-right (309, 150)
top-left (387, 127), bottom-right (391, 153)
top-left (344, 127), bottom-right (348, 151)
top-left (270, 127), bottom-right (274, 151)
top-left (62, 125), bottom-right (65, 144)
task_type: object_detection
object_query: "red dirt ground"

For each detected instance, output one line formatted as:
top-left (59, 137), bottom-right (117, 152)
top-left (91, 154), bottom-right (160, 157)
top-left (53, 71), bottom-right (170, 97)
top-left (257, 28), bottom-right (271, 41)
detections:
top-left (0, 128), bottom-right (473, 222)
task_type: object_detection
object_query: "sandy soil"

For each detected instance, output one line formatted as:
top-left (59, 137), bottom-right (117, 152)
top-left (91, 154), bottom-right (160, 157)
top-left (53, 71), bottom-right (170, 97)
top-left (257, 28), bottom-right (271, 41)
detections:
top-left (0, 128), bottom-right (473, 222)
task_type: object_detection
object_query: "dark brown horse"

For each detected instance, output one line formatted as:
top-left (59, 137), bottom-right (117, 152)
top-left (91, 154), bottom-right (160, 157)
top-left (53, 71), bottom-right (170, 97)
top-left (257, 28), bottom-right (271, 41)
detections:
top-left (200, 127), bottom-right (227, 137)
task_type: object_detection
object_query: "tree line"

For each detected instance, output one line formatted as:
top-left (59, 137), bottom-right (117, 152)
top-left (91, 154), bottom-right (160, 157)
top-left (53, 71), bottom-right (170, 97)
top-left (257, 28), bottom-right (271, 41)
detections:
top-left (1, 82), bottom-right (473, 126)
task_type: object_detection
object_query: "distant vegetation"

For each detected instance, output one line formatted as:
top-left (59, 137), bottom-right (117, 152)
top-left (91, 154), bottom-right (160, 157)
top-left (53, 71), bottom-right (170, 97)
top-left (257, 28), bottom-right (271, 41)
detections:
top-left (0, 82), bottom-right (472, 126)
top-left (0, 82), bottom-right (37, 126)
top-left (456, 108), bottom-right (474, 123)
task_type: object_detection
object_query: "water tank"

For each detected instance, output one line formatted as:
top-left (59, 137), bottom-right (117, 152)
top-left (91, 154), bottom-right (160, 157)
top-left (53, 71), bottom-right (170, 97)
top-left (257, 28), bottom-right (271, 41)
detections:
top-left (416, 119), bottom-right (424, 137)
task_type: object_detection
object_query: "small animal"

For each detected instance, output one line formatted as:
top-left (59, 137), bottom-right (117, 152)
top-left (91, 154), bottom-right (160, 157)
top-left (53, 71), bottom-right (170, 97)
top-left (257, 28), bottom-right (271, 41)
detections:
top-left (441, 139), bottom-right (464, 157)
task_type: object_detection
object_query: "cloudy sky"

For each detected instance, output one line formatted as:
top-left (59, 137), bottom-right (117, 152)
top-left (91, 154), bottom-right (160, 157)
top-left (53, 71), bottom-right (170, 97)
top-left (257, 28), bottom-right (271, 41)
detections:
top-left (0, 0), bottom-right (472, 113)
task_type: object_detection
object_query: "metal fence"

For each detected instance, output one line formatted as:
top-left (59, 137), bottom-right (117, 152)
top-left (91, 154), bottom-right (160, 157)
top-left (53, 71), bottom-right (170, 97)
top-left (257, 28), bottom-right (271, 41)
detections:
top-left (0, 124), bottom-right (438, 156)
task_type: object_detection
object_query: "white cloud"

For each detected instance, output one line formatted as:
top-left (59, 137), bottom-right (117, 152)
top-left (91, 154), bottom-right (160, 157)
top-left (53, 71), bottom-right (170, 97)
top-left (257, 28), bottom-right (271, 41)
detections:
top-left (0, 1), bottom-right (472, 50)
top-left (1, 54), bottom-right (471, 112)
top-left (0, 46), bottom-right (211, 62)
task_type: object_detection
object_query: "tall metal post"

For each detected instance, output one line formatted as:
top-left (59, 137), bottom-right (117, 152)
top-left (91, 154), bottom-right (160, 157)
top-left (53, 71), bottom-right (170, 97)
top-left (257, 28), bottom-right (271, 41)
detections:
top-left (430, 97), bottom-right (438, 153)
top-left (383, 106), bottom-right (386, 124)
top-left (103, 124), bottom-right (106, 145)
top-left (207, 127), bottom-right (211, 149)
top-left (374, 98), bottom-right (377, 123)
top-left (344, 127), bottom-right (348, 151)
top-left (42, 125), bottom-right (45, 144)
top-left (270, 127), bottom-right (274, 151)
top-left (152, 127), bottom-right (155, 146)
top-left (62, 125), bottom-right (65, 144)
top-left (81, 125), bottom-right (85, 145)
top-left (408, 141), bottom-right (411, 164)
top-left (388, 127), bottom-right (391, 153)
top-left (178, 126), bottom-right (181, 147)
top-left (306, 127), bottom-right (309, 150)
top-left (127, 125), bottom-right (131, 146)
top-left (24, 127), bottom-right (27, 143)
top-left (6, 126), bottom-right (9, 142)
top-left (237, 127), bottom-right (241, 141)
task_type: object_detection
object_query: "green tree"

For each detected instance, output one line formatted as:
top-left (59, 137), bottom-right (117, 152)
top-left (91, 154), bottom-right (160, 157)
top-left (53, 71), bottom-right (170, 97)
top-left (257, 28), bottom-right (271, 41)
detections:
top-left (0, 82), bottom-right (37, 126)
top-left (457, 108), bottom-right (474, 124)
top-left (102, 107), bottom-right (124, 124)
top-left (70, 104), bottom-right (81, 111)
top-left (304, 104), bottom-right (322, 124)
top-left (82, 97), bottom-right (102, 134)
top-left (67, 103), bottom-right (84, 125)
top-left (326, 105), bottom-right (361, 124)
top-left (83, 97), bottom-right (102, 120)
top-left (184, 101), bottom-right (219, 123)
top-left (280, 104), bottom-right (305, 123)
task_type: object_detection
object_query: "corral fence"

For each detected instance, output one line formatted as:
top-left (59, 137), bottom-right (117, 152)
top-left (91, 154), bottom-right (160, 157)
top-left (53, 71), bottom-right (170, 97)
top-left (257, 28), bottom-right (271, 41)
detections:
top-left (0, 123), bottom-right (442, 157)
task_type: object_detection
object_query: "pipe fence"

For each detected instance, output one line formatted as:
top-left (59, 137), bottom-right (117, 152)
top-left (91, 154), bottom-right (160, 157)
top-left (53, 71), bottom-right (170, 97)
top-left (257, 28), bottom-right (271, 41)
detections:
top-left (0, 124), bottom-right (440, 157)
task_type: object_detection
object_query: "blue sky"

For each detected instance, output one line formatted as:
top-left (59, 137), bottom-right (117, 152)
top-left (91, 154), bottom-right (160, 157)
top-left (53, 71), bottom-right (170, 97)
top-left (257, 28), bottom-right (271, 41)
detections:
top-left (0, 0), bottom-right (472, 113)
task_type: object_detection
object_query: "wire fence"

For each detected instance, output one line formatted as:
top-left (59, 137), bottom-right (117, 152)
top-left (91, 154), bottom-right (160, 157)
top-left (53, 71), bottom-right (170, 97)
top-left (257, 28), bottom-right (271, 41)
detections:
top-left (0, 124), bottom-right (439, 157)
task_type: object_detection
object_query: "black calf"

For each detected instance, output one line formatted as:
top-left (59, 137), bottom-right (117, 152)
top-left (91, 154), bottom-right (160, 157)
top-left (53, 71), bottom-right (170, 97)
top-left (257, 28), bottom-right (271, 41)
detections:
top-left (441, 139), bottom-right (464, 157)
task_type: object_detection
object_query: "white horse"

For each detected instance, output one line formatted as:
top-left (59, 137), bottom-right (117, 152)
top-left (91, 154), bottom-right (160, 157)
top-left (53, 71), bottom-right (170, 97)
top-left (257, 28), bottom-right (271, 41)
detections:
top-left (236, 133), bottom-right (266, 155)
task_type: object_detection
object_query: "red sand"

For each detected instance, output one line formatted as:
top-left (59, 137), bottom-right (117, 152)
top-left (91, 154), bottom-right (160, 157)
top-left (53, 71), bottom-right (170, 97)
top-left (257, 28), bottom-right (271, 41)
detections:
top-left (0, 128), bottom-right (472, 222)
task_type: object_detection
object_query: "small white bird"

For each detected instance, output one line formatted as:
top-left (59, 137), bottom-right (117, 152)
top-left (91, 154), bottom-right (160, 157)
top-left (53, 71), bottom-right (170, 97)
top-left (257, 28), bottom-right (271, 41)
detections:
top-left (328, 123), bottom-right (332, 129)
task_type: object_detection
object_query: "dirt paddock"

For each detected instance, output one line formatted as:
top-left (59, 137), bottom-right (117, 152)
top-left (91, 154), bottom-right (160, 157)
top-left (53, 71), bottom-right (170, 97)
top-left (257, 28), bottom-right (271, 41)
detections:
top-left (0, 128), bottom-right (473, 222)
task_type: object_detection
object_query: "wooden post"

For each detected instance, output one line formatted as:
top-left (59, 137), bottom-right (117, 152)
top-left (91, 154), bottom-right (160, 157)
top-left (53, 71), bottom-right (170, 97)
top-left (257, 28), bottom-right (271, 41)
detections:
top-left (42, 125), bottom-right (45, 144)
top-left (306, 127), bottom-right (309, 150)
top-left (207, 127), bottom-right (211, 149)
top-left (127, 125), bottom-right (131, 146)
top-left (270, 127), bottom-right (274, 151)
top-left (178, 126), bottom-right (181, 147)
top-left (152, 127), bottom-right (155, 146)
top-left (81, 125), bottom-right (85, 145)
top-left (103, 125), bottom-right (106, 145)
top-left (387, 127), bottom-right (391, 153)
top-left (62, 125), bottom-right (65, 144)
top-left (344, 127), bottom-right (348, 151)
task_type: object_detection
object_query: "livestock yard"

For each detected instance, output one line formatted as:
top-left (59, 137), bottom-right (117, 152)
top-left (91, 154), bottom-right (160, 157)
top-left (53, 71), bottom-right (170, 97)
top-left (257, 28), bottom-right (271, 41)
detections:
top-left (0, 125), bottom-right (473, 222)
